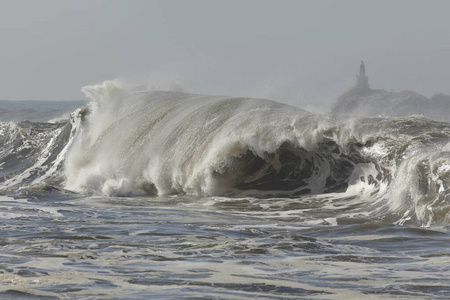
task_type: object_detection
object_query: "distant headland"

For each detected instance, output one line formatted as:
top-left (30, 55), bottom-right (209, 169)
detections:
top-left (331, 62), bottom-right (450, 122)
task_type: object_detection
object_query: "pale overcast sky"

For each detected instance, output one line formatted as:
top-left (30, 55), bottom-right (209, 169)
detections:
top-left (1, 0), bottom-right (449, 111)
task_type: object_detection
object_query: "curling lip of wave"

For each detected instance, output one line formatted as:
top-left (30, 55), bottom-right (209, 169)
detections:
top-left (65, 83), bottom-right (342, 196)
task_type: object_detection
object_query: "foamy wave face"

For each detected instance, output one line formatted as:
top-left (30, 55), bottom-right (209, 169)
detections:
top-left (0, 121), bottom-right (71, 189)
top-left (388, 152), bottom-right (450, 226)
top-left (63, 81), bottom-right (450, 225)
top-left (65, 82), bottom-right (360, 197)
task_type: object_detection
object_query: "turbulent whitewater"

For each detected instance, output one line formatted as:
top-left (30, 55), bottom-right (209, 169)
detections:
top-left (2, 81), bottom-right (450, 226)
top-left (1, 82), bottom-right (450, 299)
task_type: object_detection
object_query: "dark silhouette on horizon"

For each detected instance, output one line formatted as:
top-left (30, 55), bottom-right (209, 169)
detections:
top-left (331, 61), bottom-right (450, 122)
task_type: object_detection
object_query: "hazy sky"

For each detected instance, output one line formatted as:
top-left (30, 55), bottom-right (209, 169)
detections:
top-left (1, 0), bottom-right (449, 111)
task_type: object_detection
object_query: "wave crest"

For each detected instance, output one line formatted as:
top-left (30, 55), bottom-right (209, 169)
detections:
top-left (37, 82), bottom-right (450, 225)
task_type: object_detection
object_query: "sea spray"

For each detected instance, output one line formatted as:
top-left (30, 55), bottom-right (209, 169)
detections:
top-left (65, 81), bottom-right (366, 197)
top-left (2, 85), bottom-right (450, 299)
top-left (60, 82), bottom-right (450, 225)
top-left (1, 82), bottom-right (449, 225)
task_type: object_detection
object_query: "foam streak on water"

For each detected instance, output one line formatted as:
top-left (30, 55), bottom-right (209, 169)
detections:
top-left (0, 194), bottom-right (448, 299)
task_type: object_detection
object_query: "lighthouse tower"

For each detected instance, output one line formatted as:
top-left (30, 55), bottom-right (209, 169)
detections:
top-left (356, 61), bottom-right (369, 90)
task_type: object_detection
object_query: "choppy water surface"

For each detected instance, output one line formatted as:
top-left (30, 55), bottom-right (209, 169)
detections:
top-left (1, 86), bottom-right (450, 299)
top-left (0, 192), bottom-right (449, 299)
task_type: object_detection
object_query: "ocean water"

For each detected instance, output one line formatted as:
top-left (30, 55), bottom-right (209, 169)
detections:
top-left (0, 82), bottom-right (449, 299)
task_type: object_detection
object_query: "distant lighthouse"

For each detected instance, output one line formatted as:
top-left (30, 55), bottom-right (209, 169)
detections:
top-left (356, 61), bottom-right (369, 90)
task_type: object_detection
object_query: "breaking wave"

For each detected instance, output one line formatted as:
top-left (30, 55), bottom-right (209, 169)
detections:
top-left (1, 81), bottom-right (450, 225)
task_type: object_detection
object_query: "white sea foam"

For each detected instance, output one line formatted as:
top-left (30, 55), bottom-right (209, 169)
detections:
top-left (65, 81), bottom-right (315, 196)
top-left (58, 81), bottom-right (450, 225)
top-left (1, 81), bottom-right (450, 226)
